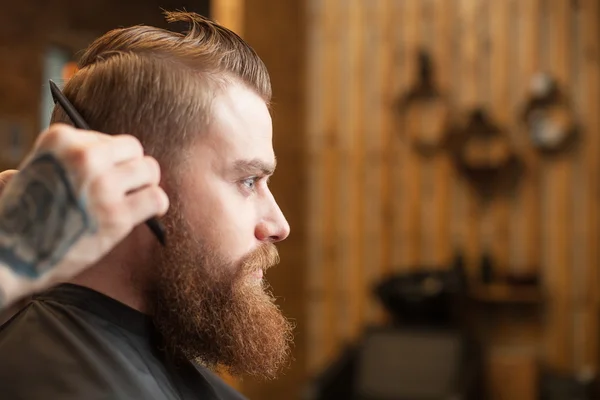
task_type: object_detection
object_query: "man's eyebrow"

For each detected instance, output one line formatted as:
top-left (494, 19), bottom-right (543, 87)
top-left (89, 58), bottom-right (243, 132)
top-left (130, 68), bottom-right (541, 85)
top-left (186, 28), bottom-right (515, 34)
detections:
top-left (233, 158), bottom-right (277, 175)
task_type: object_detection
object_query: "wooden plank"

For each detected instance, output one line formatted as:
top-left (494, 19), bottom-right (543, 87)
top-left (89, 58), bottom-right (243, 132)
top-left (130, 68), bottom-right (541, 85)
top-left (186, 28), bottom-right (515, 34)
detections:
top-left (431, 0), bottom-right (453, 268)
top-left (305, 0), bottom-right (327, 375)
top-left (397, 0), bottom-right (421, 271)
top-left (538, 0), bottom-right (554, 369)
top-left (512, 0), bottom-right (541, 280)
top-left (333, 0), bottom-right (351, 350)
top-left (360, 0), bottom-right (377, 327)
top-left (570, 0), bottom-right (586, 372)
top-left (477, 0), bottom-right (492, 267)
top-left (579, 306), bottom-right (599, 372)
top-left (344, 0), bottom-right (366, 342)
top-left (448, 0), bottom-right (463, 265)
top-left (580, 0), bottom-right (600, 372)
top-left (417, 0), bottom-right (447, 270)
top-left (388, 0), bottom-right (404, 272)
top-left (420, 0), bottom-right (435, 268)
top-left (543, 0), bottom-right (573, 372)
top-left (487, 0), bottom-right (510, 279)
top-left (369, 0), bottom-right (396, 325)
top-left (546, 0), bottom-right (572, 301)
top-left (210, 0), bottom-right (245, 36)
top-left (378, 0), bottom-right (394, 283)
top-left (486, 345), bottom-right (539, 400)
top-left (320, 0), bottom-right (342, 372)
top-left (361, 0), bottom-right (391, 325)
top-left (458, 0), bottom-right (482, 279)
top-left (544, 303), bottom-right (572, 373)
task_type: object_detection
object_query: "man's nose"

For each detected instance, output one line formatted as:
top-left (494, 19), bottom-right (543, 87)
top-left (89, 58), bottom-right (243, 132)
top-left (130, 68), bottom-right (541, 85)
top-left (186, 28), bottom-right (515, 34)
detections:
top-left (255, 199), bottom-right (290, 243)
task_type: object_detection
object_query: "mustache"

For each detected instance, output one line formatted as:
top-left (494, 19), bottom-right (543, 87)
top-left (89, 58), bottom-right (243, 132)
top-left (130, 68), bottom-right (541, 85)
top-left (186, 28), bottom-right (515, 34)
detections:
top-left (242, 243), bottom-right (280, 273)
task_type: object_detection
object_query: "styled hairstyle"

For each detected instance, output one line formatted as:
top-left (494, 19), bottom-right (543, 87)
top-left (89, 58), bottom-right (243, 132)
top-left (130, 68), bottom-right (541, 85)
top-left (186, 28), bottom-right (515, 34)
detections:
top-left (50, 11), bottom-right (271, 163)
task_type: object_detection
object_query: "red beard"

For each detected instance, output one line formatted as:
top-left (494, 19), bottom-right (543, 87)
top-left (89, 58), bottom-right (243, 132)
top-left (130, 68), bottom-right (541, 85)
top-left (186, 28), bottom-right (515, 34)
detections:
top-left (149, 204), bottom-right (294, 379)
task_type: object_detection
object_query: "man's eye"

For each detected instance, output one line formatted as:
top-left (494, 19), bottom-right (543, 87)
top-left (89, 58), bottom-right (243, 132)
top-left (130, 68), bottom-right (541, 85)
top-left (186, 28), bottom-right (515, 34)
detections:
top-left (242, 177), bottom-right (258, 190)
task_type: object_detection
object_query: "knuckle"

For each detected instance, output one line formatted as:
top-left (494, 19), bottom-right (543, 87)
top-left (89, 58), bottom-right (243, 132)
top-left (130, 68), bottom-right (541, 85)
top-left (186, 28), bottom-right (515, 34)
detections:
top-left (115, 134), bottom-right (144, 156)
top-left (91, 173), bottom-right (114, 197)
top-left (144, 156), bottom-right (161, 182)
top-left (154, 187), bottom-right (169, 212)
top-left (65, 146), bottom-right (97, 172)
top-left (146, 186), bottom-right (161, 207)
top-left (143, 186), bottom-right (168, 215)
top-left (159, 189), bottom-right (170, 213)
top-left (36, 124), bottom-right (72, 149)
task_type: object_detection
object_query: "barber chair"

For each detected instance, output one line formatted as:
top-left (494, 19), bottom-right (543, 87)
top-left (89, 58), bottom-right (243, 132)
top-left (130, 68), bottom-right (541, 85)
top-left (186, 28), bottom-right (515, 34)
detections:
top-left (352, 326), bottom-right (481, 400)
top-left (305, 261), bottom-right (481, 400)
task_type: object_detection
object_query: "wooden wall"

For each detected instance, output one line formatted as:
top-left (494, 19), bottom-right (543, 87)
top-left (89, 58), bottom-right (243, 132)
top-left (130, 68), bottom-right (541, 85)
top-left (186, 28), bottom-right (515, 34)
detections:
top-left (304, 0), bottom-right (600, 396)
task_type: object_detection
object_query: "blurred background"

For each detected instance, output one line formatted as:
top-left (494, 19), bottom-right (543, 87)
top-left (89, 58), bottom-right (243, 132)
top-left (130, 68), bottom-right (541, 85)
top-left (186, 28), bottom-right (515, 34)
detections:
top-left (1, 0), bottom-right (599, 399)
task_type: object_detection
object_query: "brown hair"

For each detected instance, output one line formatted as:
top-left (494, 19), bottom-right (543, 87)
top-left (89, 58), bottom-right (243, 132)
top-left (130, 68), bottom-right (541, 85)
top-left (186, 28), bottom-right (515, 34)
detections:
top-left (51, 11), bottom-right (271, 164)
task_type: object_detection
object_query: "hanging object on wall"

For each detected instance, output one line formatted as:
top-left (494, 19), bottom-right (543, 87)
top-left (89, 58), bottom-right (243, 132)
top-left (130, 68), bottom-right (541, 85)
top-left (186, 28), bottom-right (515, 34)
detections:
top-left (522, 73), bottom-right (577, 154)
top-left (395, 50), bottom-right (451, 156)
top-left (448, 108), bottom-right (520, 198)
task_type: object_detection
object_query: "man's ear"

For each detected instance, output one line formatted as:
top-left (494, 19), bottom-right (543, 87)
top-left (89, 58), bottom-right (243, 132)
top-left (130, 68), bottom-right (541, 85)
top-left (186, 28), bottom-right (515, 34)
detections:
top-left (0, 170), bottom-right (19, 197)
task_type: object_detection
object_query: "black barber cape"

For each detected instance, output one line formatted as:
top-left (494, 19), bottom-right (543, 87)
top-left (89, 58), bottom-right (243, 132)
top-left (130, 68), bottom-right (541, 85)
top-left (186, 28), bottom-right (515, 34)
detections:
top-left (0, 283), bottom-right (248, 400)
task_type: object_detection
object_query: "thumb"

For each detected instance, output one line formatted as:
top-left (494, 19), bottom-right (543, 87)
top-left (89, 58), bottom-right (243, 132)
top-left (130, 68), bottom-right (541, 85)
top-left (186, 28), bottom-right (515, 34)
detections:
top-left (0, 170), bottom-right (19, 197)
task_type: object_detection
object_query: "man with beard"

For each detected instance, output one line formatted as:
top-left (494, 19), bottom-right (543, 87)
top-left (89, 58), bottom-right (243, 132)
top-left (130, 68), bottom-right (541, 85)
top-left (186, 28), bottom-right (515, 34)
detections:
top-left (0, 10), bottom-right (293, 400)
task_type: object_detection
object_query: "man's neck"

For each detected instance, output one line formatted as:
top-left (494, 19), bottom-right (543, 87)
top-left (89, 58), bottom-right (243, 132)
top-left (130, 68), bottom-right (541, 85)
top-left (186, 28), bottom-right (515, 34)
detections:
top-left (69, 234), bottom-right (152, 314)
top-left (70, 269), bottom-right (149, 313)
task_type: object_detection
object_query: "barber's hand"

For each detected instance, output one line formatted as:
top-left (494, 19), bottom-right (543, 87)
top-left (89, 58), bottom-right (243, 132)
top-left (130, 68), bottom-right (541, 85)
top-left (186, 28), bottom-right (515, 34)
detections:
top-left (0, 123), bottom-right (169, 306)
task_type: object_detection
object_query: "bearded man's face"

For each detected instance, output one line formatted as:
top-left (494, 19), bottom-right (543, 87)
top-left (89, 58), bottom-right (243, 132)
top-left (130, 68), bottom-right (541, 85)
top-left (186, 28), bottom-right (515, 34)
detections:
top-left (150, 83), bottom-right (293, 380)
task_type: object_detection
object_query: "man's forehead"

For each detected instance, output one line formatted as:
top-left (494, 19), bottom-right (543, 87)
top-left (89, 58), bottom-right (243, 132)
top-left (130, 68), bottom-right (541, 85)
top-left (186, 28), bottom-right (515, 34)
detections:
top-left (204, 86), bottom-right (272, 142)
top-left (211, 84), bottom-right (272, 129)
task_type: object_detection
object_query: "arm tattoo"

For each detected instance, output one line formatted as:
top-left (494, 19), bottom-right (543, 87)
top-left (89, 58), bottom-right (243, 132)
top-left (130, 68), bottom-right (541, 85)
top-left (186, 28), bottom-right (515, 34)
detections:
top-left (0, 153), bottom-right (92, 279)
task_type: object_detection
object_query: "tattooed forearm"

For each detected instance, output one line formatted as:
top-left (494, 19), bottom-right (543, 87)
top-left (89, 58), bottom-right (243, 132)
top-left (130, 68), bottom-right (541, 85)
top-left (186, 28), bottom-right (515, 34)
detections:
top-left (0, 153), bottom-right (92, 279)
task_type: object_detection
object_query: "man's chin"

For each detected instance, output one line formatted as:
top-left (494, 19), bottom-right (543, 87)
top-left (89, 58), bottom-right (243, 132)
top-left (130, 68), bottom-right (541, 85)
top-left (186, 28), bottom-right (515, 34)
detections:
top-left (152, 272), bottom-right (294, 379)
top-left (149, 216), bottom-right (293, 378)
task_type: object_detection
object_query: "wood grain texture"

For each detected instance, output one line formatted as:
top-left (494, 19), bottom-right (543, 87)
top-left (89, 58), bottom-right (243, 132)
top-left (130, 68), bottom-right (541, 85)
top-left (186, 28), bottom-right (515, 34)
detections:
top-left (210, 0), bottom-right (244, 35)
top-left (542, 0), bottom-right (574, 372)
top-left (321, 0), bottom-right (342, 370)
top-left (488, 0), bottom-right (510, 278)
top-left (512, 0), bottom-right (541, 279)
top-left (398, 0), bottom-right (421, 270)
top-left (361, 0), bottom-right (390, 325)
top-left (305, 0), bottom-right (327, 375)
top-left (431, 0), bottom-right (453, 268)
top-left (301, 0), bottom-right (600, 394)
top-left (459, 0), bottom-right (484, 279)
top-left (486, 346), bottom-right (539, 400)
top-left (579, 0), bottom-right (599, 373)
